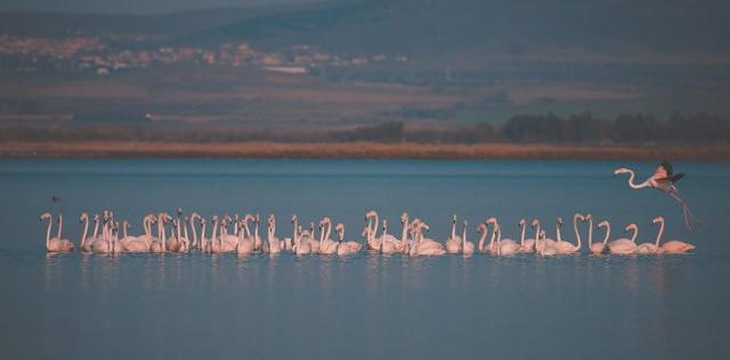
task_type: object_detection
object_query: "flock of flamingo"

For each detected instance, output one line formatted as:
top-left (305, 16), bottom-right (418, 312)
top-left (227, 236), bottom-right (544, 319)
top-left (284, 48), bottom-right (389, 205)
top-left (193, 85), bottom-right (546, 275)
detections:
top-left (40, 209), bottom-right (695, 256)
top-left (38, 163), bottom-right (698, 256)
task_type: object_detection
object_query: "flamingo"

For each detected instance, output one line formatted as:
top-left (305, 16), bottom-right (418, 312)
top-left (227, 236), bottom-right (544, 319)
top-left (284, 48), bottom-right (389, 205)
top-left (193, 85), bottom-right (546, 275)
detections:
top-left (484, 217), bottom-right (518, 255)
top-left (518, 219), bottom-right (536, 253)
top-left (188, 212), bottom-right (201, 250)
top-left (40, 212), bottom-right (74, 252)
top-left (614, 161), bottom-right (700, 231)
top-left (445, 214), bottom-right (462, 254)
top-left (218, 215), bottom-right (238, 252)
top-left (119, 220), bottom-right (150, 253)
top-left (461, 220), bottom-right (475, 257)
top-left (607, 223), bottom-right (638, 255)
top-left (292, 216), bottom-right (312, 255)
top-left (165, 209), bottom-right (183, 252)
top-left (319, 217), bottom-right (339, 255)
top-left (653, 216), bottom-right (695, 253)
top-left (150, 213), bottom-right (170, 253)
top-left (79, 212), bottom-right (99, 253)
top-left (235, 219), bottom-right (255, 255)
top-left (587, 215), bottom-right (609, 255)
top-left (263, 214), bottom-right (282, 254)
top-left (635, 217), bottom-right (664, 254)
top-left (380, 220), bottom-right (398, 255)
top-left (365, 210), bottom-right (382, 251)
top-left (552, 213), bottom-right (583, 254)
top-left (476, 223), bottom-right (489, 253)
top-left (407, 222), bottom-right (446, 256)
top-left (135, 214), bottom-right (158, 248)
top-left (335, 223), bottom-right (361, 255)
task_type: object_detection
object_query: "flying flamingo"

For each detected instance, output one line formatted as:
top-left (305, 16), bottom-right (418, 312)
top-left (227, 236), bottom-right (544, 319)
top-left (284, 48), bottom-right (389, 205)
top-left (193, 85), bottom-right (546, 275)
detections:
top-left (653, 216), bottom-right (695, 253)
top-left (40, 212), bottom-right (74, 252)
top-left (607, 223), bottom-right (638, 255)
top-left (614, 161), bottom-right (700, 231)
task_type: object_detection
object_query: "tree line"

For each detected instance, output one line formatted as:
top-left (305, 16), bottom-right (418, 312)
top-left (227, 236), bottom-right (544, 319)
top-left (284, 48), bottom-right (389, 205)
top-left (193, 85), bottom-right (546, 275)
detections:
top-left (1, 112), bottom-right (729, 144)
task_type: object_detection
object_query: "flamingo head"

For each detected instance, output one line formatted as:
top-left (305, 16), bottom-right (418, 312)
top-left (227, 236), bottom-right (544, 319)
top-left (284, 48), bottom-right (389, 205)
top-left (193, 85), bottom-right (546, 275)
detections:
top-left (365, 210), bottom-right (377, 220)
top-left (613, 168), bottom-right (631, 176)
top-left (573, 213), bottom-right (584, 223)
top-left (291, 214), bottom-right (297, 223)
top-left (336, 223), bottom-right (344, 233)
top-left (477, 223), bottom-right (486, 233)
top-left (625, 223), bottom-right (638, 232)
top-left (531, 219), bottom-right (540, 228)
top-left (40, 212), bottom-right (51, 221)
top-left (584, 213), bottom-right (593, 222)
top-left (485, 217), bottom-right (498, 226)
top-left (462, 220), bottom-right (468, 228)
top-left (401, 212), bottom-right (409, 224)
top-left (598, 220), bottom-right (609, 229)
top-left (557, 217), bottom-right (564, 225)
top-left (79, 212), bottom-right (88, 223)
top-left (452, 214), bottom-right (457, 223)
top-left (652, 216), bottom-right (664, 225)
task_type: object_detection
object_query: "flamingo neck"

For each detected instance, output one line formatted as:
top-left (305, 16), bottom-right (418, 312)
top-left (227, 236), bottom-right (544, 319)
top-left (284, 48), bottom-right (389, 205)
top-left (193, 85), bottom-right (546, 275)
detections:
top-left (556, 221), bottom-right (563, 242)
top-left (191, 217), bottom-right (198, 248)
top-left (201, 221), bottom-right (208, 250)
top-left (461, 225), bottom-right (467, 253)
top-left (81, 216), bottom-right (89, 248)
top-left (519, 222), bottom-right (526, 246)
top-left (572, 216), bottom-right (582, 250)
top-left (45, 216), bottom-right (52, 249)
top-left (451, 220), bottom-right (457, 241)
top-left (654, 219), bottom-right (664, 247)
top-left (477, 229), bottom-right (487, 252)
top-left (602, 223), bottom-right (611, 245)
top-left (625, 169), bottom-right (651, 189)
top-left (401, 219), bottom-right (409, 244)
top-left (57, 214), bottom-right (63, 240)
top-left (587, 218), bottom-right (593, 247)
top-left (629, 227), bottom-right (638, 243)
top-left (93, 218), bottom-right (100, 238)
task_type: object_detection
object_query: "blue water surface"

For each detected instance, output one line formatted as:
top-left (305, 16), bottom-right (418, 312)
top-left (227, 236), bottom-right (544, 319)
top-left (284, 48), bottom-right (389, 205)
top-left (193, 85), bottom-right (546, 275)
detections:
top-left (1, 159), bottom-right (728, 360)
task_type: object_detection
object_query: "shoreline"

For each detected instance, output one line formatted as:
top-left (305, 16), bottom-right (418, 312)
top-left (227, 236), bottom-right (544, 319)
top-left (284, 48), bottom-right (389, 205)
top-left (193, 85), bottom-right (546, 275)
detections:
top-left (1, 141), bottom-right (729, 160)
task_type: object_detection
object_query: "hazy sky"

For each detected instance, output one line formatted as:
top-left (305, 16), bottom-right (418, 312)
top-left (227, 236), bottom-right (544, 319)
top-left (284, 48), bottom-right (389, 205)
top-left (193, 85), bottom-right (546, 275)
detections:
top-left (1, 0), bottom-right (323, 14)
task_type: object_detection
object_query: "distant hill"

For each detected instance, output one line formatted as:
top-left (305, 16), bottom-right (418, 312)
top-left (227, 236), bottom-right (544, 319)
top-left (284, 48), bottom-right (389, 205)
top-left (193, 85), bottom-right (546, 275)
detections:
top-left (184, 0), bottom-right (730, 56)
top-left (0, 6), bottom-right (291, 39)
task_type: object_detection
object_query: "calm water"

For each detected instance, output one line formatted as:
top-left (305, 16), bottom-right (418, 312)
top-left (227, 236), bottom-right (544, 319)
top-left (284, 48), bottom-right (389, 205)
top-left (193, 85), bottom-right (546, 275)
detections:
top-left (1, 159), bottom-right (729, 359)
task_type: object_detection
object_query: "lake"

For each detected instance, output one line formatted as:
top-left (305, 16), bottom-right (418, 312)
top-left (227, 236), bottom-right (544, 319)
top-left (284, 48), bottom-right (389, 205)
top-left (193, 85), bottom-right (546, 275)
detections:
top-left (1, 159), bottom-right (728, 359)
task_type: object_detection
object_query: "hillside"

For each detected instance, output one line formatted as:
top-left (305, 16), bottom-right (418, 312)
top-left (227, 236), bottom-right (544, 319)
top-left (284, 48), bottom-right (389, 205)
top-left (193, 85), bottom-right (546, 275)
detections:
top-left (186, 0), bottom-right (730, 56)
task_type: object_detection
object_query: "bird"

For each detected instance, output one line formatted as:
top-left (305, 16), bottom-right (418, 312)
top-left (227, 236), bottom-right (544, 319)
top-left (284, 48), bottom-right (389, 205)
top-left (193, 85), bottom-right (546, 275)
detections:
top-left (445, 214), bottom-right (462, 254)
top-left (552, 213), bottom-right (583, 254)
top-left (653, 216), bottom-right (695, 253)
top-left (461, 220), bottom-right (475, 257)
top-left (607, 223), bottom-right (638, 255)
top-left (40, 212), bottom-right (74, 252)
top-left (614, 161), bottom-right (700, 231)
top-left (588, 215), bottom-right (610, 255)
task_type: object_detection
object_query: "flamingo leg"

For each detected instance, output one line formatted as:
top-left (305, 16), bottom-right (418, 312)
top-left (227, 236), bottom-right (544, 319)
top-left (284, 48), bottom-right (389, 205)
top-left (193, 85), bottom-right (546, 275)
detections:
top-left (666, 189), bottom-right (701, 231)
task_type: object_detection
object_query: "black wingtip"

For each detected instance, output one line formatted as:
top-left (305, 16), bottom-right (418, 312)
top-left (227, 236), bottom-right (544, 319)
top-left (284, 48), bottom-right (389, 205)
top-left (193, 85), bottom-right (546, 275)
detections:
top-left (670, 172), bottom-right (684, 183)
